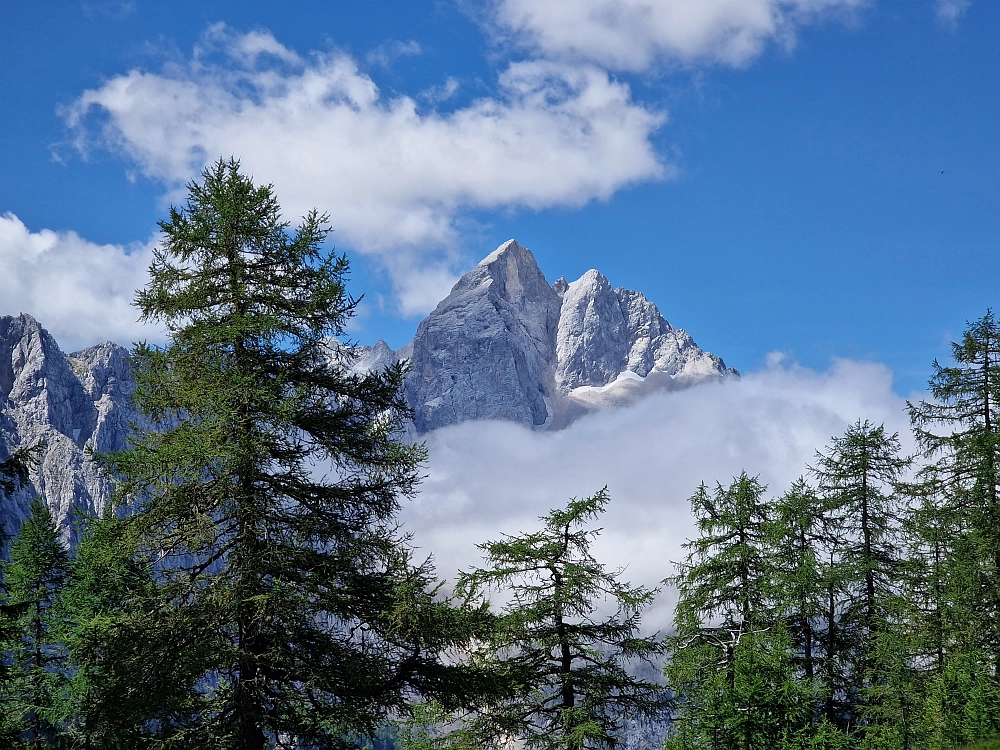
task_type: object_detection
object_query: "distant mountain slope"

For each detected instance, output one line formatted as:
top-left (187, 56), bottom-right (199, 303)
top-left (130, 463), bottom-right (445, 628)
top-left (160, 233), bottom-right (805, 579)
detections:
top-left (0, 239), bottom-right (734, 537)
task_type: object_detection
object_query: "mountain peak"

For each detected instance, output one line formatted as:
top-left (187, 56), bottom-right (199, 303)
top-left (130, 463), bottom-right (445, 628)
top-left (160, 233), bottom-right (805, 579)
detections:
top-left (477, 238), bottom-right (530, 267)
top-left (403, 239), bottom-right (734, 432)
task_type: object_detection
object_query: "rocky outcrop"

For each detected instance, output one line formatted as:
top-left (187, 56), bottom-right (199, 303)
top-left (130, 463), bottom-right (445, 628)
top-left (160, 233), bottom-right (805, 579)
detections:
top-left (404, 240), bottom-right (562, 433)
top-left (401, 240), bottom-right (735, 432)
top-left (0, 314), bottom-right (136, 544)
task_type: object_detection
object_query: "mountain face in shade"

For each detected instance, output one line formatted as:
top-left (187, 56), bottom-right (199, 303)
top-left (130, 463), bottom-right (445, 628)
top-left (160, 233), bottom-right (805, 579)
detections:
top-left (0, 239), bottom-right (734, 537)
top-left (403, 240), bottom-right (563, 433)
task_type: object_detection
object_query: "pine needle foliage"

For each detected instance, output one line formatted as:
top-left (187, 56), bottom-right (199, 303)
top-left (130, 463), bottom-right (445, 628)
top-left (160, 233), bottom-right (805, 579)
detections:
top-left (0, 445), bottom-right (40, 745)
top-left (3, 495), bottom-right (70, 749)
top-left (811, 420), bottom-right (909, 718)
top-left (769, 479), bottom-right (827, 688)
top-left (907, 310), bottom-right (1000, 735)
top-left (99, 158), bottom-right (480, 749)
top-left (56, 512), bottom-right (169, 748)
top-left (444, 488), bottom-right (667, 750)
top-left (664, 473), bottom-right (817, 750)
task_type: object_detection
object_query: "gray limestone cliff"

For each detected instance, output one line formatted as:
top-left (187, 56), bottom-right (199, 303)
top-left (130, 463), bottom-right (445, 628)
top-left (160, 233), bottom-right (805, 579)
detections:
top-left (401, 240), bottom-right (735, 432)
top-left (0, 314), bottom-right (136, 544)
top-left (404, 240), bottom-right (562, 433)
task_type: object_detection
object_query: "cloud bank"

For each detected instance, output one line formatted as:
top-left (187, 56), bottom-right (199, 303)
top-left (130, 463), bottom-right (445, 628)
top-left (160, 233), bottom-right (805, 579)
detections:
top-left (401, 357), bottom-right (914, 632)
top-left (0, 213), bottom-right (159, 351)
top-left (64, 26), bottom-right (666, 316)
top-left (492, 0), bottom-right (867, 71)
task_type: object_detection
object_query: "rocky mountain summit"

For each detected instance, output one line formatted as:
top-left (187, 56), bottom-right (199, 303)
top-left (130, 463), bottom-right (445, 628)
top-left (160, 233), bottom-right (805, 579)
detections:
top-left (0, 239), bottom-right (733, 538)
top-left (373, 240), bottom-right (736, 432)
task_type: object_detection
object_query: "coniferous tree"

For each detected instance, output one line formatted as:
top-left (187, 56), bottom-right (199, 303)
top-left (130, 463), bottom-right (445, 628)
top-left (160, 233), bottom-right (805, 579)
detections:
top-left (429, 489), bottom-right (667, 750)
top-left (767, 476), bottom-right (857, 742)
top-left (909, 310), bottom-right (1000, 664)
top-left (664, 474), bottom-right (814, 750)
top-left (97, 158), bottom-right (483, 748)
top-left (0, 446), bottom-right (37, 745)
top-left (906, 311), bottom-right (1000, 741)
top-left (3, 495), bottom-right (70, 749)
top-left (769, 479), bottom-right (826, 689)
top-left (56, 513), bottom-right (166, 748)
top-left (811, 421), bottom-right (909, 731)
top-left (670, 474), bottom-right (774, 635)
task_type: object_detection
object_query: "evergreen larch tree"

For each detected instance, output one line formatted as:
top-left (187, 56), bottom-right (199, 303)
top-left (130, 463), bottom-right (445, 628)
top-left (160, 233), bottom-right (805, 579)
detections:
top-left (98, 158), bottom-right (483, 749)
top-left (906, 310), bottom-right (1000, 742)
top-left (769, 478), bottom-right (826, 689)
top-left (0, 446), bottom-right (38, 746)
top-left (443, 489), bottom-right (667, 750)
top-left (768, 476), bottom-right (842, 734)
top-left (55, 512), bottom-right (165, 748)
top-left (3, 495), bottom-right (70, 749)
top-left (811, 420), bottom-right (909, 734)
top-left (664, 473), bottom-right (813, 750)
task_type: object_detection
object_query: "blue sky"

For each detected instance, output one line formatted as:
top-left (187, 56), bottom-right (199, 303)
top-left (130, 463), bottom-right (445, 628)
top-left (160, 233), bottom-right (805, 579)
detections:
top-left (1, 0), bottom-right (997, 395)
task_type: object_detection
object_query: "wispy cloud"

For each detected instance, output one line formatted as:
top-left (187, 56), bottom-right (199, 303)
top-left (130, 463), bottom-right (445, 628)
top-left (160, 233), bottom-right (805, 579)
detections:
top-left (366, 39), bottom-right (422, 69)
top-left (936, 0), bottom-right (970, 29)
top-left (490, 0), bottom-right (868, 72)
top-left (62, 26), bottom-right (666, 316)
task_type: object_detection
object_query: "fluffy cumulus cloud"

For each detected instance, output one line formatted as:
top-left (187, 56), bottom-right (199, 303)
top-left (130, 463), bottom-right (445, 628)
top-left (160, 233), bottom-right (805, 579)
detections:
top-left (64, 26), bottom-right (666, 315)
top-left (401, 357), bottom-right (915, 632)
top-left (0, 213), bottom-right (160, 351)
top-left (492, 0), bottom-right (867, 71)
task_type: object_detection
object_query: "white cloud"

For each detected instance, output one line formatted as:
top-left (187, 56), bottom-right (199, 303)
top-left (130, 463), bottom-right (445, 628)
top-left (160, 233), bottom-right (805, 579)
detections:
top-left (492, 0), bottom-right (867, 71)
top-left (64, 27), bottom-right (666, 316)
top-left (0, 213), bottom-right (160, 351)
top-left (401, 357), bottom-right (914, 632)
top-left (936, 0), bottom-right (970, 29)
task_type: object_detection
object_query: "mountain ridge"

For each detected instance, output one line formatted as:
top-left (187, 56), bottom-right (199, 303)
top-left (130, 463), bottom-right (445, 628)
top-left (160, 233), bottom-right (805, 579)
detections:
top-left (0, 239), bottom-right (734, 538)
top-left (362, 239), bottom-right (736, 432)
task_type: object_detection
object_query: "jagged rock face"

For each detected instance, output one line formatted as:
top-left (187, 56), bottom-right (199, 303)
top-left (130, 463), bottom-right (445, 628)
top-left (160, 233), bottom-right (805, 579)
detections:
top-left (558, 278), bottom-right (733, 386)
top-left (405, 240), bottom-right (562, 433)
top-left (403, 240), bottom-right (735, 432)
top-left (556, 270), bottom-right (630, 390)
top-left (349, 339), bottom-right (400, 377)
top-left (0, 314), bottom-right (135, 544)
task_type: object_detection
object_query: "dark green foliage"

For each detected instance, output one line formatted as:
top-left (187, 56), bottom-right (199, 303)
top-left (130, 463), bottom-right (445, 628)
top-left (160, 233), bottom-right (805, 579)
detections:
top-left (0, 445), bottom-right (40, 497)
top-left (95, 158), bottom-right (481, 748)
top-left (670, 474), bottom-right (774, 633)
top-left (813, 421), bottom-right (908, 642)
top-left (769, 480), bottom-right (829, 709)
top-left (56, 512), bottom-right (171, 748)
top-left (664, 625), bottom-right (814, 750)
top-left (811, 421), bottom-right (909, 731)
top-left (906, 310), bottom-right (1000, 737)
top-left (0, 444), bottom-right (39, 745)
top-left (910, 310), bottom-right (1000, 509)
top-left (3, 495), bottom-right (70, 748)
top-left (665, 474), bottom-right (818, 750)
top-left (424, 489), bottom-right (666, 750)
